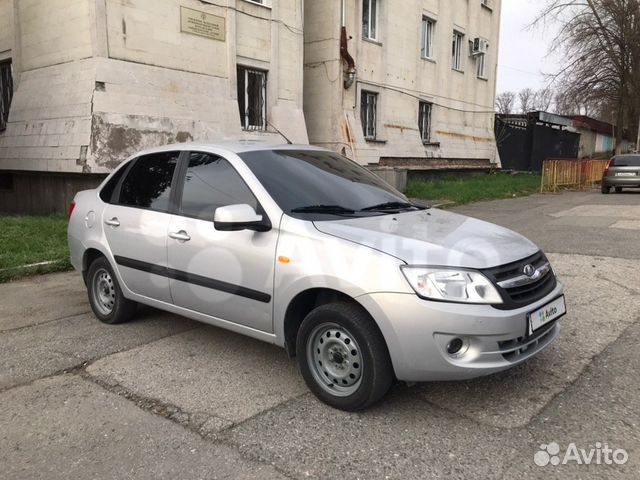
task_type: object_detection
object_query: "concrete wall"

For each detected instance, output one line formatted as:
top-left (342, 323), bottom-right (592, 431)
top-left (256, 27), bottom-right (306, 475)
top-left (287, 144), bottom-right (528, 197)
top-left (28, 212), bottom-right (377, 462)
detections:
top-left (18, 0), bottom-right (93, 71)
top-left (0, 0), bottom-right (13, 61)
top-left (576, 128), bottom-right (616, 158)
top-left (577, 129), bottom-right (597, 158)
top-left (0, 0), bottom-right (308, 178)
top-left (304, 0), bottom-right (501, 166)
top-left (595, 133), bottom-right (615, 154)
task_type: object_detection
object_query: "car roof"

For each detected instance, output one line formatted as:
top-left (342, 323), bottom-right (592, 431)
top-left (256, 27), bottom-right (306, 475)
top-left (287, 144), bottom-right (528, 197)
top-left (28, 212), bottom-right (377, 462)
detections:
top-left (132, 141), bottom-right (329, 157)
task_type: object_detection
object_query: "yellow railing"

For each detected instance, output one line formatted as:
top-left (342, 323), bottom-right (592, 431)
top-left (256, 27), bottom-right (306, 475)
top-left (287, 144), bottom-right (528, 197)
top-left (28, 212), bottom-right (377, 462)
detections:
top-left (541, 159), bottom-right (609, 192)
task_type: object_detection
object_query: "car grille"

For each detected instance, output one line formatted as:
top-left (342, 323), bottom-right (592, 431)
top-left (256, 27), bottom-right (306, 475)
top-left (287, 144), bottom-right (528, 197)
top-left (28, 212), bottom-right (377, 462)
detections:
top-left (497, 320), bottom-right (558, 362)
top-left (482, 251), bottom-right (557, 310)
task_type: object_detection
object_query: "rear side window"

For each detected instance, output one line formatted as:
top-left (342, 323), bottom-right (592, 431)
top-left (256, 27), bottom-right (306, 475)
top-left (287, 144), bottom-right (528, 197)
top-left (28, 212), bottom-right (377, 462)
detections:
top-left (118, 152), bottom-right (179, 211)
top-left (99, 162), bottom-right (130, 203)
top-left (612, 155), bottom-right (640, 167)
top-left (179, 152), bottom-right (258, 221)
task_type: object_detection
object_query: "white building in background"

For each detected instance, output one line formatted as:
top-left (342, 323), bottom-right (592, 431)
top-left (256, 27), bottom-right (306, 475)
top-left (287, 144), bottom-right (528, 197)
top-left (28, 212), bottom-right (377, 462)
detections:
top-left (0, 0), bottom-right (503, 212)
top-left (0, 0), bottom-right (306, 213)
top-left (304, 0), bottom-right (502, 185)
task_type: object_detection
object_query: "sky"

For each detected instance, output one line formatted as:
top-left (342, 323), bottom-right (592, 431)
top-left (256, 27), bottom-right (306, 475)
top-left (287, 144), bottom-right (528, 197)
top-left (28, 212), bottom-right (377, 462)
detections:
top-left (496, 0), bottom-right (562, 94)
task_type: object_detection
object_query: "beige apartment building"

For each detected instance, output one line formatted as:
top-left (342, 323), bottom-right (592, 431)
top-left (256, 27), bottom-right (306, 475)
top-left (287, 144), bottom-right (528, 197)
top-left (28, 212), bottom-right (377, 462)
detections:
top-left (0, 0), bottom-right (502, 213)
top-left (0, 0), bottom-right (306, 213)
top-left (304, 0), bottom-right (501, 185)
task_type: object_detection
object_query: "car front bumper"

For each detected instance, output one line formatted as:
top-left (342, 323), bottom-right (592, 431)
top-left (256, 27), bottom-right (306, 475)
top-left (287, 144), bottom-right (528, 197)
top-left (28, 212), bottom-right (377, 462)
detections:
top-left (357, 281), bottom-right (564, 382)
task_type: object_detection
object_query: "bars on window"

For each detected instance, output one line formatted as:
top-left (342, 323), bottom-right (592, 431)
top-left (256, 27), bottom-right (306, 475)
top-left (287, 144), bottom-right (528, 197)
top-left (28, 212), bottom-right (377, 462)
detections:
top-left (237, 66), bottom-right (267, 131)
top-left (419, 102), bottom-right (432, 144)
top-left (361, 91), bottom-right (377, 140)
top-left (0, 60), bottom-right (13, 131)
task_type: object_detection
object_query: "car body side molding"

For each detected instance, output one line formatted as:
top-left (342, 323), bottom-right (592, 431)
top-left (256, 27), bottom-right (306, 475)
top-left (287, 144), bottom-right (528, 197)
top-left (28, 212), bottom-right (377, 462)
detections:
top-left (113, 255), bottom-right (272, 304)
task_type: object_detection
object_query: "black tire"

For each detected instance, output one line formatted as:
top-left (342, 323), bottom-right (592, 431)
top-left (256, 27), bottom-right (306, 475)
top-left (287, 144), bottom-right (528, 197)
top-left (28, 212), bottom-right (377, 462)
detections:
top-left (296, 302), bottom-right (394, 411)
top-left (86, 256), bottom-right (137, 324)
top-left (601, 185), bottom-right (610, 194)
top-left (615, 187), bottom-right (623, 193)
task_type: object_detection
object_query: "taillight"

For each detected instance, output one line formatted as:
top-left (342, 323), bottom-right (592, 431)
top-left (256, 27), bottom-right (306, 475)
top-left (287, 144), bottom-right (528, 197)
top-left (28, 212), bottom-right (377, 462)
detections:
top-left (604, 158), bottom-right (614, 176)
top-left (69, 201), bottom-right (76, 220)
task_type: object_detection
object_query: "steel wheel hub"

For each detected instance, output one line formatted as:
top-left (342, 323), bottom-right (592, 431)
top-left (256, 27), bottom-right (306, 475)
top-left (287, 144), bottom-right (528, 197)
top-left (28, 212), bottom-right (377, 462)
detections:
top-left (93, 268), bottom-right (116, 315)
top-left (307, 323), bottom-right (363, 397)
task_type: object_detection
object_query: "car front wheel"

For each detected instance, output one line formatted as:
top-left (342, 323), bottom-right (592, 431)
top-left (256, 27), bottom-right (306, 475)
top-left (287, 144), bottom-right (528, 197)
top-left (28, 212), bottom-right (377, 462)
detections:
top-left (297, 302), bottom-right (394, 411)
top-left (87, 256), bottom-right (137, 324)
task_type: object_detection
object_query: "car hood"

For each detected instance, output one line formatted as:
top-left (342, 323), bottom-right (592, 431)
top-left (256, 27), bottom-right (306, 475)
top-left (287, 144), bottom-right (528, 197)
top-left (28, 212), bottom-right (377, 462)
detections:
top-left (313, 209), bottom-right (539, 269)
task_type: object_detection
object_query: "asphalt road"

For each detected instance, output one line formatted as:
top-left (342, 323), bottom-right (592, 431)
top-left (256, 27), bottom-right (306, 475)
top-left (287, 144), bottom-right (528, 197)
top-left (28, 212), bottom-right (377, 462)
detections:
top-left (1, 190), bottom-right (638, 479)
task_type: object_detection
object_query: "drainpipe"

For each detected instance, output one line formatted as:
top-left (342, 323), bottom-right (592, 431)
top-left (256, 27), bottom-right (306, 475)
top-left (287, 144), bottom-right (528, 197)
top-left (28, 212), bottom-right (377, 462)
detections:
top-left (340, 0), bottom-right (356, 89)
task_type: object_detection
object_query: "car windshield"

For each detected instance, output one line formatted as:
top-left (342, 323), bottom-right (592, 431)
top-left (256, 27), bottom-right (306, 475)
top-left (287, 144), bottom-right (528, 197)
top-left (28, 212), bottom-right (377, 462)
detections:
top-left (240, 149), bottom-right (415, 219)
top-left (612, 155), bottom-right (640, 167)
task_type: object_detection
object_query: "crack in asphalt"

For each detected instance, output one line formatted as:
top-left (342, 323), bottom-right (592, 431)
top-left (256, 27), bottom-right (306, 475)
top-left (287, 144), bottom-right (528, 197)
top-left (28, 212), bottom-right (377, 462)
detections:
top-left (0, 311), bottom-right (93, 334)
top-left (78, 368), bottom-right (306, 480)
top-left (595, 273), bottom-right (640, 296)
top-left (0, 325), bottom-right (200, 394)
top-left (79, 369), bottom-right (232, 434)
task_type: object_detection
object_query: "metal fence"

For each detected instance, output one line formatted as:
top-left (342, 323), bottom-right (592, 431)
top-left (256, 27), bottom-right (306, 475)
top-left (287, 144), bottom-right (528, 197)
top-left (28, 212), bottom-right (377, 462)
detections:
top-left (541, 159), bottom-right (609, 192)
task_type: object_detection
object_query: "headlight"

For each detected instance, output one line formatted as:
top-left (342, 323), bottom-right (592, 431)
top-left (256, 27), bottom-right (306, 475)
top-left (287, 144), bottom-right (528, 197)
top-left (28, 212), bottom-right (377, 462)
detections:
top-left (401, 267), bottom-right (503, 304)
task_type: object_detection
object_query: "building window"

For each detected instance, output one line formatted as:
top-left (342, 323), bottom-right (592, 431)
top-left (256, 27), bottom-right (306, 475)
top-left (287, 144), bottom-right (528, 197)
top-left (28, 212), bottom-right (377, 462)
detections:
top-left (361, 91), bottom-right (377, 140)
top-left (418, 102), bottom-right (433, 144)
top-left (362, 0), bottom-right (379, 41)
top-left (476, 53), bottom-right (487, 79)
top-left (237, 66), bottom-right (267, 131)
top-left (421, 17), bottom-right (435, 60)
top-left (452, 31), bottom-right (464, 71)
top-left (0, 60), bottom-right (13, 132)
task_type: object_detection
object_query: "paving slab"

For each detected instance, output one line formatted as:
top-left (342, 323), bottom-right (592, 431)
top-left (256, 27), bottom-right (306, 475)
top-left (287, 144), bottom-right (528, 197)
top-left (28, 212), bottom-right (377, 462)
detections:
top-left (86, 326), bottom-right (308, 428)
top-left (220, 314), bottom-right (640, 480)
top-left (0, 307), bottom-right (197, 390)
top-left (223, 388), bottom-right (525, 480)
top-left (502, 322), bottom-right (640, 479)
top-left (0, 271), bottom-right (88, 331)
top-left (0, 374), bottom-right (288, 480)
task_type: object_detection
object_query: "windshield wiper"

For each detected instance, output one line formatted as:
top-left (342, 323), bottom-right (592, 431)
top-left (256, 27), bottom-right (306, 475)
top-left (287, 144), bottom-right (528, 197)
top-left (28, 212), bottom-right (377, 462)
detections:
top-left (291, 205), bottom-right (356, 214)
top-left (360, 201), bottom-right (424, 212)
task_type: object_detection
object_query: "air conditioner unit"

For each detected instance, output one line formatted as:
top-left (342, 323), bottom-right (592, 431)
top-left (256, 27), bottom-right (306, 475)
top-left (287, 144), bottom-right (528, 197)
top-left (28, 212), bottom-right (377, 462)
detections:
top-left (472, 38), bottom-right (489, 55)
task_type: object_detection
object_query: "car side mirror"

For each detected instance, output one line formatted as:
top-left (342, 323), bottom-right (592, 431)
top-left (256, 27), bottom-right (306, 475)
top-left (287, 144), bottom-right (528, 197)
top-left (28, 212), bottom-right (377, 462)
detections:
top-left (214, 204), bottom-right (271, 232)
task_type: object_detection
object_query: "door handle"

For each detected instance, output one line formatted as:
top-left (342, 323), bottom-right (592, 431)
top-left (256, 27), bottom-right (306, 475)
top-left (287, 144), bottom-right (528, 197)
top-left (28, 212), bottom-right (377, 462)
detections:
top-left (105, 217), bottom-right (120, 227)
top-left (169, 230), bottom-right (191, 242)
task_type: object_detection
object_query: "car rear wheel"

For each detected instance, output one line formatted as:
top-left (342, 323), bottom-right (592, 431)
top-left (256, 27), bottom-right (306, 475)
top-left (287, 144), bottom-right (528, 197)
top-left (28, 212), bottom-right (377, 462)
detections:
top-left (601, 185), bottom-right (610, 194)
top-left (615, 187), bottom-right (623, 193)
top-left (297, 302), bottom-right (394, 411)
top-left (87, 256), bottom-right (137, 324)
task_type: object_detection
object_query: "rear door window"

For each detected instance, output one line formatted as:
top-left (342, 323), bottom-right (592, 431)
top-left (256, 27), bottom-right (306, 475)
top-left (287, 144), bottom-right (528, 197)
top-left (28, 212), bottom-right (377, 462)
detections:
top-left (178, 152), bottom-right (258, 221)
top-left (612, 155), bottom-right (640, 167)
top-left (118, 152), bottom-right (180, 212)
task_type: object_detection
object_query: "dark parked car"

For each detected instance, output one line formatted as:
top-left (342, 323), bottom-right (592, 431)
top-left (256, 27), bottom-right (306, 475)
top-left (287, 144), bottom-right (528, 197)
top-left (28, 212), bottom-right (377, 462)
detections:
top-left (602, 154), bottom-right (640, 193)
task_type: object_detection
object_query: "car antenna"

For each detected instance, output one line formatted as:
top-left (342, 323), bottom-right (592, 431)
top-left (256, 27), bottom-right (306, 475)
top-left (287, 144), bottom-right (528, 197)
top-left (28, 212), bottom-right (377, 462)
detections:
top-left (266, 119), bottom-right (293, 145)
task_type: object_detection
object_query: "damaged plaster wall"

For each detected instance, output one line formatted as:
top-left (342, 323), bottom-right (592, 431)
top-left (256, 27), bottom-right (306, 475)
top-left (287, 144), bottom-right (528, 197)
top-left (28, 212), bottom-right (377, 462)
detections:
top-left (1, 0), bottom-right (308, 178)
top-left (0, 58), bottom-right (94, 174)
